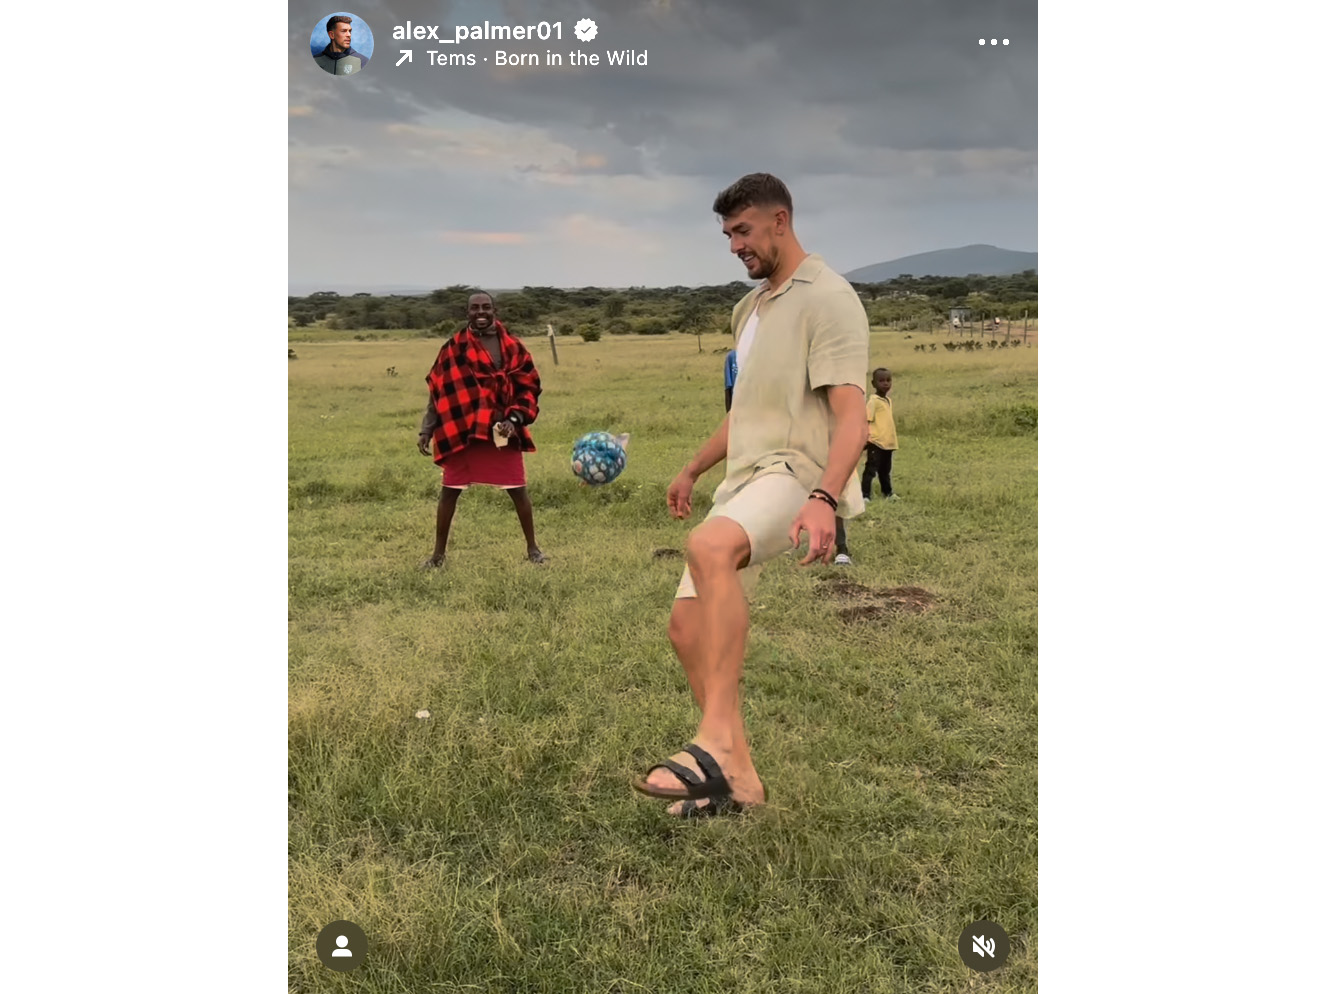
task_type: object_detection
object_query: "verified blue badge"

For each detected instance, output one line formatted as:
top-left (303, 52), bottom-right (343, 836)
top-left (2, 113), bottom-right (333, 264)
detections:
top-left (311, 13), bottom-right (374, 75)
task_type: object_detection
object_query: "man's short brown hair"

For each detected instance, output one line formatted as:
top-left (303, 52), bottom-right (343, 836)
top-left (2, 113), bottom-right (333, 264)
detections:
top-left (327, 14), bottom-right (352, 34)
top-left (712, 173), bottom-right (793, 219)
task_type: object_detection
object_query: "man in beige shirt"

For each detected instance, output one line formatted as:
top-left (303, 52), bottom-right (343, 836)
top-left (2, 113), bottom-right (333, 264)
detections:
top-left (633, 173), bottom-right (869, 817)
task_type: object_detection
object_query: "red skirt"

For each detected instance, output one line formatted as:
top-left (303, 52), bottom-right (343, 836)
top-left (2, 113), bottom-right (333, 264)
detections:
top-left (440, 439), bottom-right (526, 489)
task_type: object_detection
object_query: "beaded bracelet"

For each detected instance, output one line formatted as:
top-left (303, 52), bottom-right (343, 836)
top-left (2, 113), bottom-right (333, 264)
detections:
top-left (808, 489), bottom-right (838, 512)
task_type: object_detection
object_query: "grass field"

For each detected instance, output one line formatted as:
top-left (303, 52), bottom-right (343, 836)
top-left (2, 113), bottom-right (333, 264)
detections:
top-left (289, 330), bottom-right (1038, 993)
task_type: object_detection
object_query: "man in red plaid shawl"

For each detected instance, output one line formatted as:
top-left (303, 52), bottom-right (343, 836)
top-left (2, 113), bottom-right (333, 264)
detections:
top-left (417, 292), bottom-right (546, 567)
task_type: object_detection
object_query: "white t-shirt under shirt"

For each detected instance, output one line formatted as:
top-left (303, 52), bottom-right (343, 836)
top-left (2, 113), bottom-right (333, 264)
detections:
top-left (734, 285), bottom-right (770, 372)
top-left (735, 310), bottom-right (759, 369)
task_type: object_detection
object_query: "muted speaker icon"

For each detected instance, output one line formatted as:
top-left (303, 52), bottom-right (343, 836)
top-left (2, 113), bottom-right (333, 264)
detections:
top-left (959, 920), bottom-right (1009, 972)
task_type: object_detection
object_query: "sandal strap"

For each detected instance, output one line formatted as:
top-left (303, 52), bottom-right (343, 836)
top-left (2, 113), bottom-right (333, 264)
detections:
top-left (680, 799), bottom-right (708, 818)
top-left (680, 796), bottom-right (740, 819)
top-left (651, 760), bottom-right (702, 788)
top-left (682, 743), bottom-right (727, 787)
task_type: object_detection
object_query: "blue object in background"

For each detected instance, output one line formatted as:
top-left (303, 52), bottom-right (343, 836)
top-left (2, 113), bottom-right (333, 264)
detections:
top-left (724, 349), bottom-right (738, 389)
top-left (309, 12), bottom-right (375, 60)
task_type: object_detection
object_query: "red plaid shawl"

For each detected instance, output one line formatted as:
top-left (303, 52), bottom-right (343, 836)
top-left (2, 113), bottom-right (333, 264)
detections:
top-left (424, 321), bottom-right (541, 463)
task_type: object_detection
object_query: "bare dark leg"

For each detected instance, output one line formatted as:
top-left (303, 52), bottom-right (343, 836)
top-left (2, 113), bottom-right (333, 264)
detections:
top-left (421, 487), bottom-right (462, 567)
top-left (507, 486), bottom-right (545, 562)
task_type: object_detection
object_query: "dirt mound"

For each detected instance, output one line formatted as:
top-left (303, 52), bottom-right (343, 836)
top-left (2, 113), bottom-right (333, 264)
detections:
top-left (817, 576), bottom-right (935, 621)
top-left (818, 578), bottom-right (872, 599)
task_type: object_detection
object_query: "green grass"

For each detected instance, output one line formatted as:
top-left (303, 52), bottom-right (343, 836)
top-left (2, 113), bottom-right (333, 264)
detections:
top-left (289, 331), bottom-right (1037, 992)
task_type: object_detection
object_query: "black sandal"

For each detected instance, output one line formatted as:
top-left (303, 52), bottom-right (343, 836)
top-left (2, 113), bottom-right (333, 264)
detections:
top-left (677, 795), bottom-right (744, 818)
top-left (632, 743), bottom-right (731, 800)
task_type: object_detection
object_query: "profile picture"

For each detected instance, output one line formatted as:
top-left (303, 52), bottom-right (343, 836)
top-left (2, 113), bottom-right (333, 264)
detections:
top-left (310, 12), bottom-right (373, 76)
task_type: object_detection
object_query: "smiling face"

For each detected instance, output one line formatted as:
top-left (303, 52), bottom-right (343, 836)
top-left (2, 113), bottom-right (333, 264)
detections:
top-left (467, 293), bottom-right (495, 332)
top-left (721, 204), bottom-right (787, 282)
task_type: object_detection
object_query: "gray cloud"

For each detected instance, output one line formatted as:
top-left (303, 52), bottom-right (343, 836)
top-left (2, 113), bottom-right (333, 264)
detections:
top-left (290, 0), bottom-right (1036, 288)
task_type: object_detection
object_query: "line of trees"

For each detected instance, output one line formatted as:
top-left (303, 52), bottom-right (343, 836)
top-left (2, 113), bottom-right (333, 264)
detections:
top-left (288, 271), bottom-right (1037, 335)
top-left (852, 270), bottom-right (1037, 303)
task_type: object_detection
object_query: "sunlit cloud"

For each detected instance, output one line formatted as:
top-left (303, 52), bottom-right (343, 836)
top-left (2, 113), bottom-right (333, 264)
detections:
top-left (438, 231), bottom-right (531, 245)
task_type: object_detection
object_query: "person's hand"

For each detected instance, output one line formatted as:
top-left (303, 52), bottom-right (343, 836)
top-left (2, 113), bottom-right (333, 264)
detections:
top-left (494, 420), bottom-right (515, 438)
top-left (667, 469), bottom-right (697, 519)
top-left (417, 434), bottom-right (432, 456)
top-left (789, 497), bottom-right (836, 565)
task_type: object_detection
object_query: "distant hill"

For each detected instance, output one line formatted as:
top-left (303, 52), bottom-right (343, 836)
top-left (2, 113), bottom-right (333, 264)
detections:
top-left (843, 245), bottom-right (1037, 283)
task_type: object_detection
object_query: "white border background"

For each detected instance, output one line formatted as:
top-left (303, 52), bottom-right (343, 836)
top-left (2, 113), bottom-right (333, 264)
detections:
top-left (5, 2), bottom-right (288, 988)
top-left (1038, 2), bottom-right (1323, 989)
top-left (5, 2), bottom-right (1322, 991)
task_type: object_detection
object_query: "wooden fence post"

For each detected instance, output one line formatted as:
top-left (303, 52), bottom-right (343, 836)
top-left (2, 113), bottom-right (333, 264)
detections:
top-left (546, 323), bottom-right (559, 366)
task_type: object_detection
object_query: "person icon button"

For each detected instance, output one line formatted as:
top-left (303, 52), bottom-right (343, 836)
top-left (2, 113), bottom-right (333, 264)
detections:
top-left (316, 920), bottom-right (367, 972)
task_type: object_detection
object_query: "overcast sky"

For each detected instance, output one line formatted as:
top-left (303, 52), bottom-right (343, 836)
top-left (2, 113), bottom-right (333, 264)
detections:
top-left (289, 0), bottom-right (1037, 291)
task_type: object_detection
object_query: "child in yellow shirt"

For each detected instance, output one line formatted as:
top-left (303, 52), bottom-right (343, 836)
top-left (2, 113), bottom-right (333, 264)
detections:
top-left (862, 367), bottom-right (898, 501)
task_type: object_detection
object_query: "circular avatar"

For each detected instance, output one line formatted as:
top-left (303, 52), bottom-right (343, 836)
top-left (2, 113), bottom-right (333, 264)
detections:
top-left (311, 13), bottom-right (373, 76)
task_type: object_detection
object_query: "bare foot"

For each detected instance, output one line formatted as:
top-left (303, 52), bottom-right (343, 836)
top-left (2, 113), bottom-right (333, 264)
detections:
top-left (419, 554), bottom-right (446, 569)
top-left (527, 548), bottom-right (547, 564)
top-left (642, 741), bottom-right (766, 808)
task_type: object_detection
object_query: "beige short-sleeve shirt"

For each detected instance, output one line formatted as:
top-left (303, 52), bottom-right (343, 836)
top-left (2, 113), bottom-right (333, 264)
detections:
top-left (720, 253), bottom-right (870, 518)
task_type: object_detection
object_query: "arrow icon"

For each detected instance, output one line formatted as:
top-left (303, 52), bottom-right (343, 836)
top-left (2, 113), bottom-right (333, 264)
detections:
top-left (396, 50), bottom-right (412, 66)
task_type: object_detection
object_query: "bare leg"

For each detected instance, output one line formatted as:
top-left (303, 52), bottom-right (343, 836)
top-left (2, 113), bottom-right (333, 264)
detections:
top-left (668, 598), bottom-right (707, 711)
top-left (688, 521), bottom-right (752, 747)
top-left (421, 487), bottom-right (462, 567)
top-left (646, 517), bottom-right (765, 811)
top-left (507, 486), bottom-right (545, 562)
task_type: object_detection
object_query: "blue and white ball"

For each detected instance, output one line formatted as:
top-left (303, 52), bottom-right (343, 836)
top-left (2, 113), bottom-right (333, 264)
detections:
top-left (571, 431), bottom-right (629, 485)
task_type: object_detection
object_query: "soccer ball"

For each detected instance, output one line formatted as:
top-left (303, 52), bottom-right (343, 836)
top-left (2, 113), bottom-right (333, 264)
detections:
top-left (571, 431), bottom-right (629, 485)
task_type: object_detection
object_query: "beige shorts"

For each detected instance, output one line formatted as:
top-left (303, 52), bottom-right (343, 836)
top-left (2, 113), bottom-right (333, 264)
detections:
top-left (675, 469), bottom-right (809, 599)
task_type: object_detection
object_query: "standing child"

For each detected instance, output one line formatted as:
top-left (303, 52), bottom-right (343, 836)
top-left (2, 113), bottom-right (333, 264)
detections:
top-left (862, 367), bottom-right (899, 501)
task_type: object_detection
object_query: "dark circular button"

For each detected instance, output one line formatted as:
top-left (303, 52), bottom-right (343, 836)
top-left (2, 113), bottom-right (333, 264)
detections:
top-left (958, 920), bottom-right (1010, 972)
top-left (316, 920), bottom-right (368, 972)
